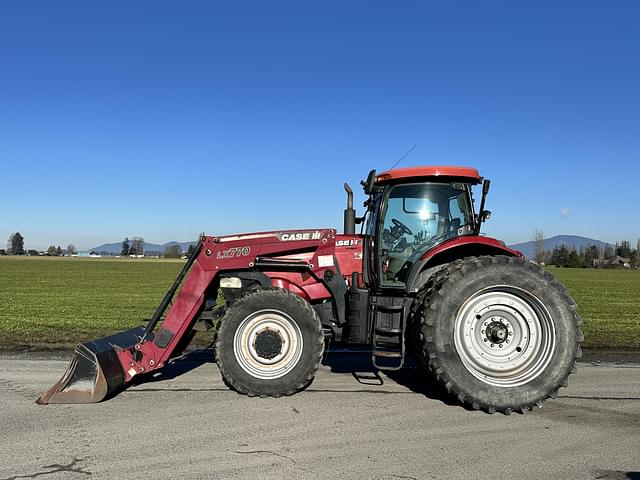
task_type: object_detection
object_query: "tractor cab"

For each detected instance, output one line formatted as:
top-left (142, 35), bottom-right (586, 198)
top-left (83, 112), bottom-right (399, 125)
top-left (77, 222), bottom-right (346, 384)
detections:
top-left (357, 166), bottom-right (488, 291)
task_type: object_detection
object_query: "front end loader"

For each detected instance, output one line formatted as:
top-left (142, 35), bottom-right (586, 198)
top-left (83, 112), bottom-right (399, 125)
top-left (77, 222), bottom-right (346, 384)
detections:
top-left (38, 166), bottom-right (583, 413)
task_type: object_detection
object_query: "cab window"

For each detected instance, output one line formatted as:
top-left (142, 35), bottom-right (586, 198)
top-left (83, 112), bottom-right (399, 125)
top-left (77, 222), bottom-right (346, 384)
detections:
top-left (378, 182), bottom-right (473, 287)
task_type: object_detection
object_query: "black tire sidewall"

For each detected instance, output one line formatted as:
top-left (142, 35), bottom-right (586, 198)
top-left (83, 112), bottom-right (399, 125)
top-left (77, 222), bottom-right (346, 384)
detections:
top-left (424, 257), bottom-right (580, 410)
top-left (216, 289), bottom-right (324, 397)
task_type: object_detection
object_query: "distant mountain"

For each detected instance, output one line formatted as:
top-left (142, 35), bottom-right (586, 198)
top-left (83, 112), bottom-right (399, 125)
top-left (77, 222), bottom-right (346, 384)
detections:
top-left (89, 240), bottom-right (196, 255)
top-left (89, 234), bottom-right (610, 258)
top-left (509, 235), bottom-right (612, 259)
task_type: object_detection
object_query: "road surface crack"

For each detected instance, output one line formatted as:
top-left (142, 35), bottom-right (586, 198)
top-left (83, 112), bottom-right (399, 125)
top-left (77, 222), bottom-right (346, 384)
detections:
top-left (0, 457), bottom-right (91, 479)
top-left (233, 450), bottom-right (297, 464)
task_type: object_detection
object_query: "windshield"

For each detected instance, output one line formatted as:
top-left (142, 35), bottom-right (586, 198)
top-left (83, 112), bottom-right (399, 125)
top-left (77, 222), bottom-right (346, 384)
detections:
top-left (378, 182), bottom-right (474, 287)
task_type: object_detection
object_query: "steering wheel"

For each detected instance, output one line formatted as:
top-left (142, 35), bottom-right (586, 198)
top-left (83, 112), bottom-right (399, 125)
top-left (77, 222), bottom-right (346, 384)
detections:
top-left (391, 218), bottom-right (413, 236)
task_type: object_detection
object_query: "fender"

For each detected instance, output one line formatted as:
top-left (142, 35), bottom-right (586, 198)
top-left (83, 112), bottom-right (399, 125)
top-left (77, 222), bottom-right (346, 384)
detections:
top-left (265, 260), bottom-right (347, 325)
top-left (404, 236), bottom-right (522, 293)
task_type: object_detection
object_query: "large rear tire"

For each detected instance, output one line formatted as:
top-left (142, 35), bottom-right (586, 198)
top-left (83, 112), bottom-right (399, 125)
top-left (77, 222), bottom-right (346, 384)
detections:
top-left (215, 289), bottom-right (324, 397)
top-left (417, 256), bottom-right (583, 414)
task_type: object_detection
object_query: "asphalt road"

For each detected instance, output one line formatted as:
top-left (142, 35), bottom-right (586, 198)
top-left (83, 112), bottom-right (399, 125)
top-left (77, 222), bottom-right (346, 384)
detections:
top-left (0, 351), bottom-right (638, 480)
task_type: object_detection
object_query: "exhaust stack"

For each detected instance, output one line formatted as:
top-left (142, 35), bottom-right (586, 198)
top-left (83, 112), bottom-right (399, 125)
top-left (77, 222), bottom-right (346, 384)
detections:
top-left (343, 183), bottom-right (356, 235)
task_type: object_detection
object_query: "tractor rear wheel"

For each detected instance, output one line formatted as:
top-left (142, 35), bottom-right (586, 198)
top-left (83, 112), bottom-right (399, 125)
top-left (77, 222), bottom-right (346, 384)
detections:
top-left (417, 256), bottom-right (583, 414)
top-left (215, 289), bottom-right (324, 397)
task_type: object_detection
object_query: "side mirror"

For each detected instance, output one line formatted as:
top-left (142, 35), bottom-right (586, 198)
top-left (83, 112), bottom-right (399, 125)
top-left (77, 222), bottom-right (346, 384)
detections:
top-left (482, 179), bottom-right (491, 195)
top-left (361, 169), bottom-right (376, 195)
top-left (474, 178), bottom-right (491, 235)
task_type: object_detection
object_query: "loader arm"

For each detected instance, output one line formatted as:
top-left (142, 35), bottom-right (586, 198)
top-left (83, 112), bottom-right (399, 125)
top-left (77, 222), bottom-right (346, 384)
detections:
top-left (117, 254), bottom-right (219, 382)
top-left (139, 239), bottom-right (204, 344)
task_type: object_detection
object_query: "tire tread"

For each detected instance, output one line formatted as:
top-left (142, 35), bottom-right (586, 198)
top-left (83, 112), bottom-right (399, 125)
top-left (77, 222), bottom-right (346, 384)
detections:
top-left (215, 288), bottom-right (324, 397)
top-left (417, 255), bottom-right (583, 414)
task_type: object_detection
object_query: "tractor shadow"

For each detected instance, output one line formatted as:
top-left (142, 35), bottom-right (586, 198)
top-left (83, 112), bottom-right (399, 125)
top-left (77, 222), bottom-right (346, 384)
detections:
top-left (321, 350), bottom-right (460, 407)
top-left (130, 347), bottom-right (460, 409)
top-left (131, 347), bottom-right (215, 385)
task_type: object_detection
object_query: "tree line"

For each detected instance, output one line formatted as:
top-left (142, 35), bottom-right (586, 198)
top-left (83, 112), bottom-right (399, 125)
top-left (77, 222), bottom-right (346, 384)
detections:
top-left (120, 237), bottom-right (145, 256)
top-left (2, 232), bottom-right (77, 257)
top-left (533, 230), bottom-right (638, 269)
top-left (119, 237), bottom-right (193, 258)
top-left (2, 232), bottom-right (192, 259)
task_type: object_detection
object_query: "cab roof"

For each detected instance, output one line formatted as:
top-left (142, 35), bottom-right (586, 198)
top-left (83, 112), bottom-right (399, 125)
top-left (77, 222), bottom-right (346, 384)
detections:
top-left (376, 166), bottom-right (482, 184)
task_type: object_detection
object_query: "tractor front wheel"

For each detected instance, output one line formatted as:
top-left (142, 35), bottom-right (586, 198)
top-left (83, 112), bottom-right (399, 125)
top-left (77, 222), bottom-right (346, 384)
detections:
top-left (215, 289), bottom-right (324, 397)
top-left (417, 256), bottom-right (583, 414)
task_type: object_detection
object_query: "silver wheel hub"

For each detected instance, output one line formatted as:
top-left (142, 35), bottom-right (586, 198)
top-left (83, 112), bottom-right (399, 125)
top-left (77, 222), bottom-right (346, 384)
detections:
top-left (454, 286), bottom-right (556, 387)
top-left (233, 309), bottom-right (303, 380)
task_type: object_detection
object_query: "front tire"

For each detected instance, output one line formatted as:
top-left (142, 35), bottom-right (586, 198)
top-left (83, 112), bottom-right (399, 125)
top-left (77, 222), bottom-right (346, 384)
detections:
top-left (215, 289), bottom-right (324, 397)
top-left (417, 256), bottom-right (583, 414)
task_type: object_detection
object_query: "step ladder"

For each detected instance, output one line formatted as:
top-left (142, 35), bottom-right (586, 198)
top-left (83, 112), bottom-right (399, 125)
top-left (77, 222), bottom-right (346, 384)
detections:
top-left (371, 303), bottom-right (405, 371)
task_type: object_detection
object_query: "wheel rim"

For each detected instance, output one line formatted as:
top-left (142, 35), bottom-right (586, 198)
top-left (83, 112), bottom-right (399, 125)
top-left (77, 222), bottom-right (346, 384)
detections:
top-left (453, 286), bottom-right (556, 387)
top-left (233, 309), bottom-right (303, 380)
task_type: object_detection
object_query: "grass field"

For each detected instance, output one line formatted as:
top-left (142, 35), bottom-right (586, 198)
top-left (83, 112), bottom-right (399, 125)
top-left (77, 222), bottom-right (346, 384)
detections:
top-left (0, 257), bottom-right (184, 349)
top-left (0, 257), bottom-right (638, 350)
top-left (549, 267), bottom-right (639, 350)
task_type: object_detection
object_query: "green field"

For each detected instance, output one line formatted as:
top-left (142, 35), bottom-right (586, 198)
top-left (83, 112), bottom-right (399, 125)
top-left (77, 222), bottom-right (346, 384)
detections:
top-left (0, 257), bottom-right (184, 349)
top-left (548, 267), bottom-right (639, 350)
top-left (0, 257), bottom-right (638, 350)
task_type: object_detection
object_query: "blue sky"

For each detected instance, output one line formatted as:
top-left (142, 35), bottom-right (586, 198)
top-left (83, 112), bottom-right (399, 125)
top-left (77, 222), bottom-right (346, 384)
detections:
top-left (1, 1), bottom-right (639, 250)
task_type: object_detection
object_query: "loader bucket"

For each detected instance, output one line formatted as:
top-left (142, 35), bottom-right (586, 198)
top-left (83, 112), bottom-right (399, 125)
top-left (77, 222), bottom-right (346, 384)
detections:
top-left (36, 326), bottom-right (144, 404)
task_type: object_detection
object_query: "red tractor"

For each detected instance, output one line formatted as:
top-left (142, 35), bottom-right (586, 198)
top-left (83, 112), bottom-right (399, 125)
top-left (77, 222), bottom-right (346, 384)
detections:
top-left (38, 166), bottom-right (582, 414)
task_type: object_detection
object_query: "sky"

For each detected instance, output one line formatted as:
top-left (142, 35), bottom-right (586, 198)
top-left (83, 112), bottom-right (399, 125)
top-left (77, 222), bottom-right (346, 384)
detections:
top-left (1, 1), bottom-right (639, 251)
